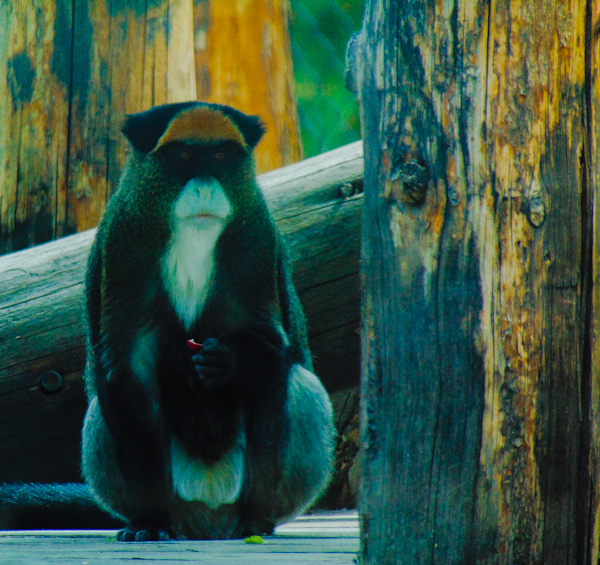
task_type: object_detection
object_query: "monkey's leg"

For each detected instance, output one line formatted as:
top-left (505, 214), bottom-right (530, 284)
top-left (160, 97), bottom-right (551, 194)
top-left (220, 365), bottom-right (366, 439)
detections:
top-left (81, 397), bottom-right (128, 520)
top-left (242, 363), bottom-right (335, 534)
top-left (82, 390), bottom-right (182, 542)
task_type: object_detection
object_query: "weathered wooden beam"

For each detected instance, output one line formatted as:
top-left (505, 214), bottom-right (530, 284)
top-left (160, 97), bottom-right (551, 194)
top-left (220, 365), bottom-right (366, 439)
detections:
top-left (0, 0), bottom-right (197, 253)
top-left (355, 0), bottom-right (600, 562)
top-left (0, 141), bottom-right (363, 485)
top-left (193, 0), bottom-right (303, 173)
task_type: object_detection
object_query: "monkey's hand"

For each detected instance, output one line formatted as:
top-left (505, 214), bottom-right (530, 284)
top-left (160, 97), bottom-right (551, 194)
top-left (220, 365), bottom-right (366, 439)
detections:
top-left (192, 337), bottom-right (236, 389)
top-left (117, 524), bottom-right (185, 542)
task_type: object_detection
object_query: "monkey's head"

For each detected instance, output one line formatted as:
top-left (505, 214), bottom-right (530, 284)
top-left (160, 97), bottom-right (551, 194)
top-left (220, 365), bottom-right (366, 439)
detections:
top-left (105, 103), bottom-right (275, 332)
top-left (117, 102), bottom-right (266, 233)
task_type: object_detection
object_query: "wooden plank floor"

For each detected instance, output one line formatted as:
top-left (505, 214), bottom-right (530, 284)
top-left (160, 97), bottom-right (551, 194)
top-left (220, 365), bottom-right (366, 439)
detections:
top-left (0, 510), bottom-right (359, 564)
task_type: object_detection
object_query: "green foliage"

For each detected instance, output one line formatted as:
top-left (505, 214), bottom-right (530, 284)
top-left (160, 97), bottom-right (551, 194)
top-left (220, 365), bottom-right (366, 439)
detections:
top-left (289, 0), bottom-right (365, 158)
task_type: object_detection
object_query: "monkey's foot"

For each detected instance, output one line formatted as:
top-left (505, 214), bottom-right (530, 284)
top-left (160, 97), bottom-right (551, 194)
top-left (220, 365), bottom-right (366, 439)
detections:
top-left (240, 518), bottom-right (275, 538)
top-left (117, 525), bottom-right (185, 542)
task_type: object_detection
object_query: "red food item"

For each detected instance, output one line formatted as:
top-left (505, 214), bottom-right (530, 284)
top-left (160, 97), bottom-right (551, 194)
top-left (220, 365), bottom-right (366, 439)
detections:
top-left (186, 339), bottom-right (204, 352)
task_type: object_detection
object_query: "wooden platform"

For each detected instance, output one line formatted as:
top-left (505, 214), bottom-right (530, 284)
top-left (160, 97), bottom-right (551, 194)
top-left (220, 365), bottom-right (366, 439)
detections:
top-left (0, 511), bottom-right (359, 564)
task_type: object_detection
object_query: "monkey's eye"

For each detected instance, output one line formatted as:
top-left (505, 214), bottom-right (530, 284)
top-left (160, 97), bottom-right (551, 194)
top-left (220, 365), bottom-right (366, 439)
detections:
top-left (178, 150), bottom-right (193, 162)
top-left (210, 141), bottom-right (244, 164)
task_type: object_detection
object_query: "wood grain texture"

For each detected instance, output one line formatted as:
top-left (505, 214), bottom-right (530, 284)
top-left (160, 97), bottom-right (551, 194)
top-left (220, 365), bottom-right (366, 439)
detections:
top-left (0, 142), bottom-right (363, 492)
top-left (0, 511), bottom-right (359, 564)
top-left (356, 0), bottom-right (599, 563)
top-left (589, 1), bottom-right (600, 560)
top-left (0, 1), bottom-right (71, 254)
top-left (193, 0), bottom-right (303, 173)
top-left (0, 0), bottom-right (194, 255)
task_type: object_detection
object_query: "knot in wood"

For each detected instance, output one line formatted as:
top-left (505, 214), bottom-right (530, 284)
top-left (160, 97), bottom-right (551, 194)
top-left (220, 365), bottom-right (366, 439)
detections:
top-left (339, 180), bottom-right (363, 198)
top-left (527, 178), bottom-right (547, 227)
top-left (40, 371), bottom-right (63, 393)
top-left (390, 159), bottom-right (429, 205)
top-left (528, 197), bottom-right (545, 227)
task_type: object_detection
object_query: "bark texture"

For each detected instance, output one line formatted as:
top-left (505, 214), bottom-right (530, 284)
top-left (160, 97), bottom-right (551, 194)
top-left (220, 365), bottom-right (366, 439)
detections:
top-left (356, 0), bottom-right (600, 563)
top-left (193, 0), bottom-right (303, 173)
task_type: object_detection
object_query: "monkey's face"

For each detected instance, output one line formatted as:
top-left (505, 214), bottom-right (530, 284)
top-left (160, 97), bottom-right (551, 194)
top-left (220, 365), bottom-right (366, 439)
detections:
top-left (155, 140), bottom-right (248, 230)
top-left (121, 103), bottom-right (265, 225)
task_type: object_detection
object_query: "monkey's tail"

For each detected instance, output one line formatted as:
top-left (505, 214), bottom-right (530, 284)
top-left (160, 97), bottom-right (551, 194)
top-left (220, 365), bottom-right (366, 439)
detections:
top-left (0, 483), bottom-right (124, 530)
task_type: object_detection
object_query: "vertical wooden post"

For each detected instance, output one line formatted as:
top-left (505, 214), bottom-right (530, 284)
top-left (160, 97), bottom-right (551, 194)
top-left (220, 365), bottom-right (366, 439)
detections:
top-left (356, 0), bottom-right (600, 563)
top-left (0, 0), bottom-right (196, 254)
top-left (1, 0), bottom-right (301, 254)
top-left (192, 0), bottom-right (302, 173)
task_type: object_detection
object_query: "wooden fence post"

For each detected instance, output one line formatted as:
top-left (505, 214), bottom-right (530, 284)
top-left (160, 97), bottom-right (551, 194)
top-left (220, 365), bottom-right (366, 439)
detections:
top-left (0, 0), bottom-right (196, 255)
top-left (0, 0), bottom-right (302, 254)
top-left (355, 0), bottom-right (600, 563)
top-left (192, 0), bottom-right (302, 173)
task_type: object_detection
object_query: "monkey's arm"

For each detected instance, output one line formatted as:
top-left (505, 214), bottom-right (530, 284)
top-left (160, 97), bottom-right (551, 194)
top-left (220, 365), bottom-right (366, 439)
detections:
top-left (86, 242), bottom-right (180, 542)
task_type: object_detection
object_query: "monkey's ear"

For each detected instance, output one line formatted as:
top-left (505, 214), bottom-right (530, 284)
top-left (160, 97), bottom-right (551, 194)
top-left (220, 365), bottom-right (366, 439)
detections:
top-left (218, 106), bottom-right (266, 149)
top-left (121, 102), bottom-right (200, 154)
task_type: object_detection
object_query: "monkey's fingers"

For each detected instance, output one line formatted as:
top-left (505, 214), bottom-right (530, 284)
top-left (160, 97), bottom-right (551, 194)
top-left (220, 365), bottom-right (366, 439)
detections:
top-left (192, 337), bottom-right (237, 387)
top-left (199, 337), bottom-right (231, 354)
top-left (192, 352), bottom-right (232, 368)
top-left (192, 342), bottom-right (236, 370)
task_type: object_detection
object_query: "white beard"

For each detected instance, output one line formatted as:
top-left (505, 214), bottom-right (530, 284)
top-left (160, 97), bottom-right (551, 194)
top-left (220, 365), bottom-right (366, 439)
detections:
top-left (160, 177), bottom-right (231, 330)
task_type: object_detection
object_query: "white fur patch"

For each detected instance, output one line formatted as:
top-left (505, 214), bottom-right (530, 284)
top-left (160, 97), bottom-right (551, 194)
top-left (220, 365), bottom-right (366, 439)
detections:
top-left (130, 329), bottom-right (158, 387)
top-left (129, 328), bottom-right (161, 418)
top-left (170, 428), bottom-right (245, 508)
top-left (161, 178), bottom-right (231, 330)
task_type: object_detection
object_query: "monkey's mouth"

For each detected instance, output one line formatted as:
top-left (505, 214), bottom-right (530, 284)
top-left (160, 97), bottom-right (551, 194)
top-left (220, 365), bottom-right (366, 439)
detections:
top-left (180, 212), bottom-right (228, 228)
top-left (184, 212), bottom-right (224, 222)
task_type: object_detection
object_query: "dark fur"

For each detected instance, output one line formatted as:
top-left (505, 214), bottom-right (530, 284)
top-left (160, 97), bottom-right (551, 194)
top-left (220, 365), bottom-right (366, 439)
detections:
top-left (0, 483), bottom-right (122, 530)
top-left (81, 102), bottom-right (334, 541)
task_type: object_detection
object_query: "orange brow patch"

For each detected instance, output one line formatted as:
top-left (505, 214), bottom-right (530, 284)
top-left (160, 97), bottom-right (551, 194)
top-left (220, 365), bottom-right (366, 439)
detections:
top-left (152, 106), bottom-right (247, 152)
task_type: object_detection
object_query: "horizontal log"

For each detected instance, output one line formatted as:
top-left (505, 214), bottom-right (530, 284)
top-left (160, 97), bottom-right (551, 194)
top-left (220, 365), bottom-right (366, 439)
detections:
top-left (0, 141), bottom-right (363, 484)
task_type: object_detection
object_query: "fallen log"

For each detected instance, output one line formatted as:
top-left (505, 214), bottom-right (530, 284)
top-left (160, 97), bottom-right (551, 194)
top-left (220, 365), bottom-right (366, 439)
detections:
top-left (0, 141), bottom-right (363, 487)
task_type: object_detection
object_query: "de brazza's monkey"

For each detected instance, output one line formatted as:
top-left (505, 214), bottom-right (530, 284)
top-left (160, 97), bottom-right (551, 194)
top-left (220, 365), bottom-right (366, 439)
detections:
top-left (81, 101), bottom-right (335, 541)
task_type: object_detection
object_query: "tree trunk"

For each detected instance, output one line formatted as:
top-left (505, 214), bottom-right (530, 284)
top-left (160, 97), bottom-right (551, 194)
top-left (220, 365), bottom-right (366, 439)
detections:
top-left (193, 0), bottom-right (303, 173)
top-left (0, 0), bottom-right (196, 254)
top-left (356, 0), bottom-right (600, 563)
